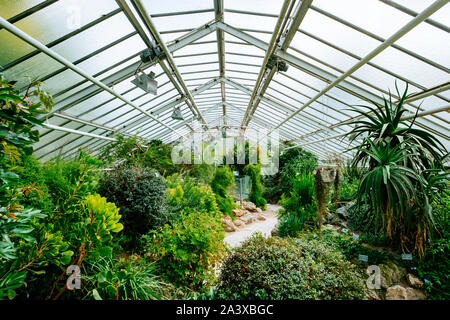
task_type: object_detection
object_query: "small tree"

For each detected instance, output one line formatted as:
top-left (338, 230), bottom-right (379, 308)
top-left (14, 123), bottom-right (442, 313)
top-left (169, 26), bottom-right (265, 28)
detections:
top-left (244, 164), bottom-right (267, 209)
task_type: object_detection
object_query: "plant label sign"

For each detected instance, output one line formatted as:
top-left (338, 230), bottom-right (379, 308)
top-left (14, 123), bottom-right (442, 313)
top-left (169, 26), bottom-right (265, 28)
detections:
top-left (401, 254), bottom-right (413, 261)
top-left (358, 254), bottom-right (368, 262)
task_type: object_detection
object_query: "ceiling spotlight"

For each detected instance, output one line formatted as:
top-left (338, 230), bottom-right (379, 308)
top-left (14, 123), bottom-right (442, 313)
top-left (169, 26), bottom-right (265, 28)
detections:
top-left (171, 106), bottom-right (184, 121)
top-left (132, 71), bottom-right (157, 95)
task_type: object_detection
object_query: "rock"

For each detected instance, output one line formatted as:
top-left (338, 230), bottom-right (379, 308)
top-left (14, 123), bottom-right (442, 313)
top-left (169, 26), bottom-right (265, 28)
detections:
top-left (386, 285), bottom-right (408, 300)
top-left (221, 216), bottom-right (236, 232)
top-left (240, 214), bottom-right (256, 224)
top-left (232, 209), bottom-right (245, 217)
top-left (405, 287), bottom-right (426, 300)
top-left (406, 274), bottom-right (423, 289)
top-left (233, 219), bottom-right (245, 227)
top-left (379, 261), bottom-right (407, 289)
top-left (242, 201), bottom-right (257, 212)
top-left (256, 207), bottom-right (263, 213)
top-left (256, 214), bottom-right (266, 221)
top-left (365, 289), bottom-right (381, 300)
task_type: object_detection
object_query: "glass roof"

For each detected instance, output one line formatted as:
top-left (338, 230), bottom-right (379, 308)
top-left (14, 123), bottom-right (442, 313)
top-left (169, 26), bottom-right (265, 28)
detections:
top-left (0, 0), bottom-right (448, 162)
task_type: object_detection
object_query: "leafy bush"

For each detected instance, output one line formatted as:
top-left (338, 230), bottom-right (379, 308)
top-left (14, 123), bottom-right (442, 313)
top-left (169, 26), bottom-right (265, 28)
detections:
top-left (347, 203), bottom-right (379, 235)
top-left (187, 163), bottom-right (214, 184)
top-left (83, 255), bottom-right (168, 300)
top-left (98, 167), bottom-right (167, 249)
top-left (279, 147), bottom-right (317, 195)
top-left (278, 172), bottom-right (317, 235)
top-left (217, 234), bottom-right (364, 299)
top-left (99, 135), bottom-right (178, 176)
top-left (210, 166), bottom-right (236, 215)
top-left (277, 211), bottom-right (315, 237)
top-left (147, 210), bottom-right (227, 290)
top-left (339, 176), bottom-right (359, 202)
top-left (317, 231), bottom-right (390, 265)
top-left (244, 164), bottom-right (266, 208)
top-left (165, 174), bottom-right (219, 220)
top-left (418, 237), bottom-right (449, 300)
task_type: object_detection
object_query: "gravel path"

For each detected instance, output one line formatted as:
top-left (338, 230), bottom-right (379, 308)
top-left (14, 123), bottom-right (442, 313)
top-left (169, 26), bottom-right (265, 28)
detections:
top-left (224, 204), bottom-right (281, 248)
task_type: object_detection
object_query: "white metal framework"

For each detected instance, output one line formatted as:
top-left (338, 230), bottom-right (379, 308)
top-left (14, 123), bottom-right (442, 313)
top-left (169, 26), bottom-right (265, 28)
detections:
top-left (0, 0), bottom-right (448, 162)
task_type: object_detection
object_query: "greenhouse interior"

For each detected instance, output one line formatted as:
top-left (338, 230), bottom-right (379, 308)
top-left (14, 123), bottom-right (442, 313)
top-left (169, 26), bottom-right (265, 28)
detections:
top-left (0, 0), bottom-right (449, 304)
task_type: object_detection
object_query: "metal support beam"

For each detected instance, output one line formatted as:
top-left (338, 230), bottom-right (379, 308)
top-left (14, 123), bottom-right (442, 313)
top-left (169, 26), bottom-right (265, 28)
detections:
top-left (241, 0), bottom-right (294, 126)
top-left (131, 0), bottom-right (209, 127)
top-left (0, 16), bottom-right (181, 145)
top-left (263, 0), bottom-right (449, 138)
top-left (214, 0), bottom-right (227, 126)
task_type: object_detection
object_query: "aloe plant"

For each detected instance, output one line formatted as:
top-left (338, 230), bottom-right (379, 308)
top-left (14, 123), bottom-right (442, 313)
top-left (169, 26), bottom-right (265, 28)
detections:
top-left (348, 83), bottom-right (448, 256)
top-left (348, 83), bottom-right (446, 172)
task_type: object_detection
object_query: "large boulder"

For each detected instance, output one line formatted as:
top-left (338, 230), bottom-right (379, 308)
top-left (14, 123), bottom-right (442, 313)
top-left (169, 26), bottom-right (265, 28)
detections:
top-left (386, 285), bottom-right (426, 300)
top-left (233, 219), bottom-right (245, 227)
top-left (405, 287), bottom-right (426, 300)
top-left (406, 273), bottom-right (423, 289)
top-left (386, 285), bottom-right (408, 300)
top-left (222, 216), bottom-right (236, 232)
top-left (379, 261), bottom-right (407, 289)
top-left (232, 209), bottom-right (245, 217)
top-left (240, 214), bottom-right (256, 225)
top-left (242, 201), bottom-right (257, 212)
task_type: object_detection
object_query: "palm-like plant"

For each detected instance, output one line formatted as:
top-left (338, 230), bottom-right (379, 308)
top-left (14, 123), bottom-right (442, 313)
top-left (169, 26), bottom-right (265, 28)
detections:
top-left (348, 83), bottom-right (448, 256)
top-left (357, 140), bottom-right (417, 240)
top-left (348, 83), bottom-right (446, 172)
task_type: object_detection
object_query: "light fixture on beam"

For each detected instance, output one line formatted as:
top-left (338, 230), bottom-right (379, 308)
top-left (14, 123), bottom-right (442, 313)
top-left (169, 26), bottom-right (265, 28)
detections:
top-left (171, 106), bottom-right (184, 121)
top-left (132, 70), bottom-right (157, 95)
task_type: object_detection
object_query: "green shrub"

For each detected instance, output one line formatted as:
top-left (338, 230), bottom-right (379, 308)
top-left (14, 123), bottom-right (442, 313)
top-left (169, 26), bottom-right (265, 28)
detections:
top-left (147, 210), bottom-right (227, 290)
top-left (418, 237), bottom-right (450, 300)
top-left (99, 135), bottom-right (178, 176)
top-left (279, 147), bottom-right (317, 195)
top-left (339, 176), bottom-right (359, 202)
top-left (165, 174), bottom-right (219, 220)
top-left (188, 163), bottom-right (215, 184)
top-left (313, 231), bottom-right (390, 265)
top-left (278, 206), bottom-right (316, 237)
top-left (83, 255), bottom-right (168, 300)
top-left (244, 164), bottom-right (266, 208)
top-left (261, 175), bottom-right (282, 204)
top-left (347, 203), bottom-right (380, 235)
top-left (98, 167), bottom-right (167, 249)
top-left (278, 172), bottom-right (317, 235)
top-left (217, 234), bottom-right (364, 300)
top-left (210, 166), bottom-right (236, 215)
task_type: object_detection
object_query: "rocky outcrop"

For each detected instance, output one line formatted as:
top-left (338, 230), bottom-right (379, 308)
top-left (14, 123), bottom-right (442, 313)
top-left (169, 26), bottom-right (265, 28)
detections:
top-left (385, 285), bottom-right (426, 300)
top-left (232, 209), bottom-right (245, 217)
top-left (221, 216), bottom-right (236, 232)
top-left (379, 261), bottom-right (407, 289)
top-left (386, 285), bottom-right (408, 300)
top-left (406, 273), bottom-right (423, 289)
top-left (242, 201), bottom-right (257, 212)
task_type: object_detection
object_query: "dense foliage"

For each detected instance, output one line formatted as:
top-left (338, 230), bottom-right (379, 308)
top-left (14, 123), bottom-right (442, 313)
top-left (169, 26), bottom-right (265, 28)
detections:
top-left (244, 164), bottom-right (266, 208)
top-left (347, 83), bottom-right (449, 256)
top-left (262, 146), bottom-right (317, 203)
top-left (99, 135), bottom-right (178, 176)
top-left (147, 210), bottom-right (227, 290)
top-left (165, 174), bottom-right (220, 219)
top-left (210, 166), bottom-right (236, 215)
top-left (278, 172), bottom-right (316, 236)
top-left (217, 234), bottom-right (364, 300)
top-left (98, 167), bottom-right (167, 249)
top-left (83, 255), bottom-right (167, 300)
